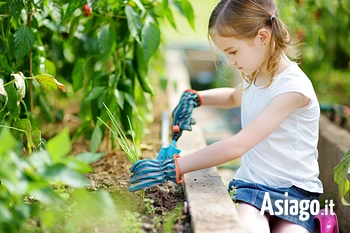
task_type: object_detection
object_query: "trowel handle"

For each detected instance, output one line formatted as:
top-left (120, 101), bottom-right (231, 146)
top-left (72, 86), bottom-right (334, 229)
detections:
top-left (172, 125), bottom-right (182, 142)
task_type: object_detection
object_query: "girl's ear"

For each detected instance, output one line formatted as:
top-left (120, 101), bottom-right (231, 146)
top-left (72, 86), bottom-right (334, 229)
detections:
top-left (257, 28), bottom-right (271, 45)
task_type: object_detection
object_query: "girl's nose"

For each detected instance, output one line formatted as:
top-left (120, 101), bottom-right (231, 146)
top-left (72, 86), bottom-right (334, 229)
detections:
top-left (226, 57), bottom-right (237, 66)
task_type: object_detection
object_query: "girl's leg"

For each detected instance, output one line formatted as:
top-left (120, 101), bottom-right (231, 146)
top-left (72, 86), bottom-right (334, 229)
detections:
top-left (271, 217), bottom-right (310, 233)
top-left (236, 202), bottom-right (270, 233)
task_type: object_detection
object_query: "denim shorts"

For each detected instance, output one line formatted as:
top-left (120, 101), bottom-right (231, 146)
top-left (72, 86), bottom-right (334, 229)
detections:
top-left (228, 179), bottom-right (320, 233)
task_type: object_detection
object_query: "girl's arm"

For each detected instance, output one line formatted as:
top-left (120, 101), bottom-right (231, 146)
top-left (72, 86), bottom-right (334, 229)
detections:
top-left (177, 91), bottom-right (310, 174)
top-left (198, 83), bottom-right (243, 108)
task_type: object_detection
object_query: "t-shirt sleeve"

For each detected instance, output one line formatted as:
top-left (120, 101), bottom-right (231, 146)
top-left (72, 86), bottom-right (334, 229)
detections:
top-left (270, 71), bottom-right (316, 106)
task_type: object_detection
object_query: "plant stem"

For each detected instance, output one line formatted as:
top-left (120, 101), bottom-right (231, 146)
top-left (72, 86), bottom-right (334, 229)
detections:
top-left (0, 18), bottom-right (13, 71)
top-left (0, 125), bottom-right (27, 133)
top-left (28, 0), bottom-right (34, 114)
top-left (20, 100), bottom-right (30, 119)
top-left (4, 77), bottom-right (35, 87)
top-left (3, 80), bottom-right (15, 87)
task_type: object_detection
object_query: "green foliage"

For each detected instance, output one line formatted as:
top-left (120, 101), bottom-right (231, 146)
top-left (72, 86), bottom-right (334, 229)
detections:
top-left (162, 203), bottom-right (184, 233)
top-left (144, 198), bottom-right (156, 215)
top-left (98, 104), bottom-right (139, 164)
top-left (0, 72), bottom-right (67, 153)
top-left (228, 185), bottom-right (237, 203)
top-left (14, 25), bottom-right (35, 61)
top-left (0, 0), bottom-right (195, 152)
top-left (334, 150), bottom-right (350, 206)
top-left (0, 128), bottom-right (113, 232)
top-left (278, 0), bottom-right (350, 105)
top-left (120, 211), bottom-right (144, 233)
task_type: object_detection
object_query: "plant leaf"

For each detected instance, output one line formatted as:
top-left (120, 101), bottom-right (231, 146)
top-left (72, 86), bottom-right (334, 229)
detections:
top-left (124, 92), bottom-right (137, 109)
top-left (88, 190), bottom-right (117, 218)
top-left (141, 16), bottom-right (160, 64)
top-left (114, 89), bottom-right (125, 109)
top-left (173, 0), bottom-right (195, 30)
top-left (165, 8), bottom-right (177, 30)
top-left (13, 119), bottom-right (32, 132)
top-left (9, 0), bottom-right (24, 26)
top-left (45, 59), bottom-right (56, 77)
top-left (62, 0), bottom-right (86, 21)
top-left (66, 157), bottom-right (93, 174)
top-left (0, 54), bottom-right (13, 73)
top-left (35, 73), bottom-right (68, 93)
top-left (341, 196), bottom-right (350, 206)
top-left (31, 129), bottom-right (42, 149)
top-left (125, 5), bottom-right (142, 43)
top-left (0, 129), bottom-right (16, 155)
top-left (4, 84), bottom-right (19, 119)
top-left (134, 0), bottom-right (146, 12)
top-left (47, 128), bottom-right (71, 163)
top-left (26, 150), bottom-right (53, 173)
top-left (85, 87), bottom-right (106, 101)
top-left (334, 150), bottom-right (350, 200)
top-left (181, 0), bottom-right (195, 30)
top-left (30, 187), bottom-right (62, 205)
top-left (42, 164), bottom-right (88, 188)
top-left (98, 24), bottom-right (117, 59)
top-left (90, 124), bottom-right (103, 152)
top-left (0, 203), bottom-right (12, 222)
top-left (14, 25), bottom-right (36, 61)
top-left (76, 152), bottom-right (104, 164)
top-left (68, 15), bottom-right (81, 42)
top-left (72, 59), bottom-right (86, 92)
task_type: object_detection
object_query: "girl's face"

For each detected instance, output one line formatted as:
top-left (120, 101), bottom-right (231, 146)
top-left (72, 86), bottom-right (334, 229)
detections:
top-left (211, 33), bottom-right (270, 76)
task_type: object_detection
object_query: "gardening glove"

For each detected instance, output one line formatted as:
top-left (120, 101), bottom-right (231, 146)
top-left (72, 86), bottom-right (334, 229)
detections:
top-left (128, 154), bottom-right (184, 192)
top-left (171, 89), bottom-right (202, 141)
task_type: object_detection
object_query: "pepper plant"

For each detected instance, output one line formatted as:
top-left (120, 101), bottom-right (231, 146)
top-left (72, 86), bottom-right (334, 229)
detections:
top-left (0, 71), bottom-right (68, 153)
top-left (63, 0), bottom-right (195, 152)
top-left (0, 0), bottom-right (195, 153)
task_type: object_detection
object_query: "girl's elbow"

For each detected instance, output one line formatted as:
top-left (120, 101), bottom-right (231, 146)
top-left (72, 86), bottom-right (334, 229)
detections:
top-left (235, 145), bottom-right (248, 158)
top-left (227, 137), bottom-right (250, 159)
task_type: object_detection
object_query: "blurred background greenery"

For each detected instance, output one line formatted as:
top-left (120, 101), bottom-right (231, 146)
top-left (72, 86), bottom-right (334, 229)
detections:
top-left (0, 0), bottom-right (349, 232)
top-left (161, 0), bottom-right (350, 105)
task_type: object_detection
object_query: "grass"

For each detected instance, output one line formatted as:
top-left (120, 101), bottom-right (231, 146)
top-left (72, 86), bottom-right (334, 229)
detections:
top-left (98, 103), bottom-right (139, 165)
top-left (98, 103), bottom-right (146, 198)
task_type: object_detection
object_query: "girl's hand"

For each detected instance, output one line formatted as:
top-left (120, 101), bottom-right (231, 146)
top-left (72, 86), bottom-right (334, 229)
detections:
top-left (171, 89), bottom-right (202, 139)
top-left (128, 154), bottom-right (183, 192)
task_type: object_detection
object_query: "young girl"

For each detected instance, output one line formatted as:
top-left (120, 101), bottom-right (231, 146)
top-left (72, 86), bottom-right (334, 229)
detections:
top-left (129, 0), bottom-right (323, 232)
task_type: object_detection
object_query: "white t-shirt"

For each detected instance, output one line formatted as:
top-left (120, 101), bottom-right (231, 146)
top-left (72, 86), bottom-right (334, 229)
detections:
top-left (233, 63), bottom-right (323, 193)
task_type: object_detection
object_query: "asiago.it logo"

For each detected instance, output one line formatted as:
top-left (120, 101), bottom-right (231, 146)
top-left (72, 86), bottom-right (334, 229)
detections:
top-left (260, 192), bottom-right (335, 221)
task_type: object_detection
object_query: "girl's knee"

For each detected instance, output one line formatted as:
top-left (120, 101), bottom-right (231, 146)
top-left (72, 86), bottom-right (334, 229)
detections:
top-left (236, 203), bottom-right (270, 233)
top-left (271, 218), bottom-right (310, 233)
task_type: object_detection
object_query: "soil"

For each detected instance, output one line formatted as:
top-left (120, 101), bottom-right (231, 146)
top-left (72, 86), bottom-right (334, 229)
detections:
top-left (66, 88), bottom-right (192, 233)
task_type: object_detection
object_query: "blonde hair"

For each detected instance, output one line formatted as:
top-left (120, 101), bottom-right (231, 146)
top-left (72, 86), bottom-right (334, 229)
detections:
top-left (208, 0), bottom-right (300, 88)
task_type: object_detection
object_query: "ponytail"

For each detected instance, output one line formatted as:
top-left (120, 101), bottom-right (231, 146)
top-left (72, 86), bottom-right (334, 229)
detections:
top-left (209, 0), bottom-right (300, 88)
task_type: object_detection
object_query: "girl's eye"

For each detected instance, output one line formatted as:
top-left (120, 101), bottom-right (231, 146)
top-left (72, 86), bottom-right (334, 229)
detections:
top-left (229, 51), bottom-right (237, 55)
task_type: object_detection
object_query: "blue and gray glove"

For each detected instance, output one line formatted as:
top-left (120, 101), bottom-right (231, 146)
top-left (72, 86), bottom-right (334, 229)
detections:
top-left (171, 89), bottom-right (202, 141)
top-left (128, 154), bottom-right (183, 192)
